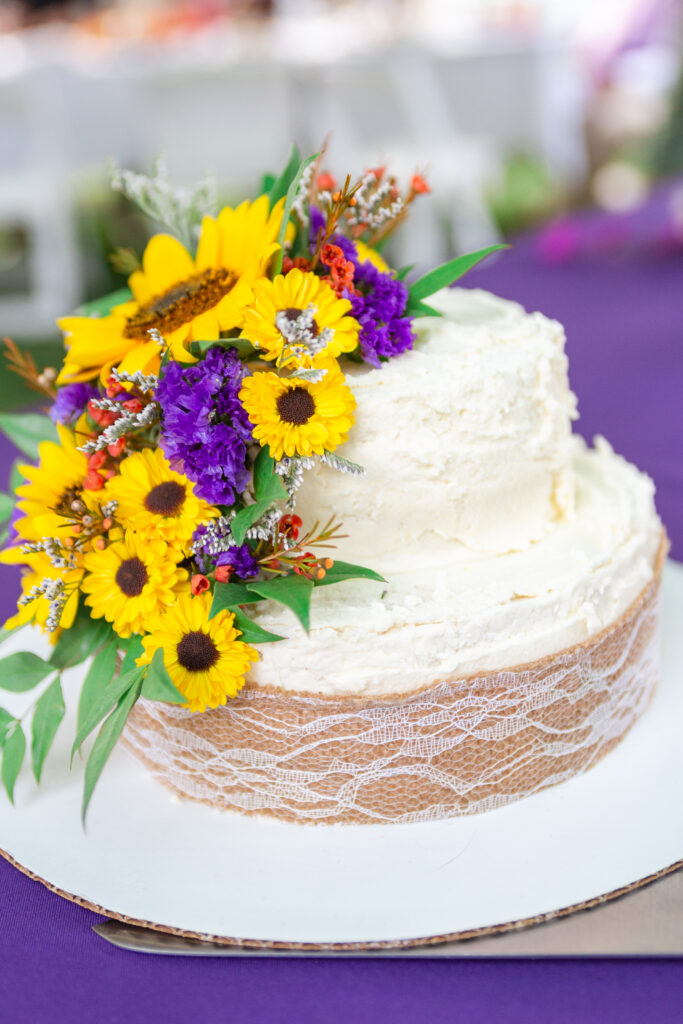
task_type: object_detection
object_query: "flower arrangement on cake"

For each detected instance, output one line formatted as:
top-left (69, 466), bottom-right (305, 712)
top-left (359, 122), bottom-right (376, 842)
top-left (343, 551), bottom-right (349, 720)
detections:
top-left (0, 148), bottom-right (501, 819)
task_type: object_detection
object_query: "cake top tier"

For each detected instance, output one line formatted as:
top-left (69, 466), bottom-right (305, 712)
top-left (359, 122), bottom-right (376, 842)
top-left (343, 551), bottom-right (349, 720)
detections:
top-left (296, 286), bottom-right (578, 570)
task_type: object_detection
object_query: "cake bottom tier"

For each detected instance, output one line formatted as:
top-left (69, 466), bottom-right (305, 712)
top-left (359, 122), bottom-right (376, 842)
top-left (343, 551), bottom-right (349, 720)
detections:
top-left (122, 540), bottom-right (666, 825)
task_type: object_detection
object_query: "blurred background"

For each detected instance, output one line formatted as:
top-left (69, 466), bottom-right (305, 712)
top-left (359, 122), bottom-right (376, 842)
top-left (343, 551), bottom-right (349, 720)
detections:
top-left (0, 0), bottom-right (682, 433)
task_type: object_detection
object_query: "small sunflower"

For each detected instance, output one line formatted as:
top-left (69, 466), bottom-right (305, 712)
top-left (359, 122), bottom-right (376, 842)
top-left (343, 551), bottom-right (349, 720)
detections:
top-left (137, 591), bottom-right (258, 712)
top-left (239, 359), bottom-right (356, 461)
top-left (104, 448), bottom-right (217, 554)
top-left (240, 268), bottom-right (359, 367)
top-left (82, 530), bottom-right (188, 639)
top-left (58, 195), bottom-right (285, 384)
top-left (2, 552), bottom-right (81, 638)
top-left (13, 423), bottom-right (97, 543)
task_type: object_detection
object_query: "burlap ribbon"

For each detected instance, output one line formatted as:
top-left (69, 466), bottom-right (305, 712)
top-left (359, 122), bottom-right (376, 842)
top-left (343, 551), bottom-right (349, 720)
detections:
top-left (122, 537), bottom-right (667, 825)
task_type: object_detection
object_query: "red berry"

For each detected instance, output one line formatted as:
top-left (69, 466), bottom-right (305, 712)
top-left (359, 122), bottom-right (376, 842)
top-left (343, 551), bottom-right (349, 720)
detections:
top-left (87, 450), bottom-right (107, 470)
top-left (410, 174), bottom-right (430, 195)
top-left (316, 171), bottom-right (336, 192)
top-left (83, 469), bottom-right (105, 491)
top-left (190, 574), bottom-right (210, 596)
top-left (107, 437), bottom-right (125, 458)
top-left (122, 398), bottom-right (143, 414)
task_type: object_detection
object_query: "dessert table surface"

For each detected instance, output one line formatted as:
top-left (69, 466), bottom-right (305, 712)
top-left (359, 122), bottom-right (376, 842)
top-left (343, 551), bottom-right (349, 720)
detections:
top-left (0, 209), bottom-right (682, 1021)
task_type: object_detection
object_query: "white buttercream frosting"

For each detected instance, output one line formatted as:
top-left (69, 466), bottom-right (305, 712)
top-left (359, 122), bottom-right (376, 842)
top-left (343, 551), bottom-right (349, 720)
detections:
top-left (296, 287), bottom-right (578, 564)
top-left (247, 288), bottom-right (662, 697)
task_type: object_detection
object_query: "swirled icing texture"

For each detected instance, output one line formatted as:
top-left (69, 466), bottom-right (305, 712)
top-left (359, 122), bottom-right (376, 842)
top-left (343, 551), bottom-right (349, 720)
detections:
top-left (248, 289), bottom-right (661, 696)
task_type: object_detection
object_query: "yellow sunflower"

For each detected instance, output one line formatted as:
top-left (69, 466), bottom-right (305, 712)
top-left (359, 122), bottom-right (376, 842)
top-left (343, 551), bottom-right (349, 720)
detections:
top-left (355, 241), bottom-right (390, 273)
top-left (240, 268), bottom-right (359, 367)
top-left (12, 423), bottom-right (98, 543)
top-left (105, 448), bottom-right (217, 554)
top-left (3, 552), bottom-right (81, 639)
top-left (137, 591), bottom-right (257, 712)
top-left (82, 530), bottom-right (188, 639)
top-left (57, 195), bottom-right (286, 384)
top-left (239, 359), bottom-right (356, 461)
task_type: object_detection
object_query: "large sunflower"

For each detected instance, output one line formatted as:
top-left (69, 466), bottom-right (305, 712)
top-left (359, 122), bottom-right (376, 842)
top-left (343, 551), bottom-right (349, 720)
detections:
top-left (3, 551), bottom-right (81, 638)
top-left (137, 591), bottom-right (257, 712)
top-left (12, 423), bottom-right (98, 543)
top-left (58, 195), bottom-right (286, 384)
top-left (240, 268), bottom-right (359, 366)
top-left (82, 530), bottom-right (188, 639)
top-left (238, 359), bottom-right (356, 461)
top-left (105, 448), bottom-right (217, 554)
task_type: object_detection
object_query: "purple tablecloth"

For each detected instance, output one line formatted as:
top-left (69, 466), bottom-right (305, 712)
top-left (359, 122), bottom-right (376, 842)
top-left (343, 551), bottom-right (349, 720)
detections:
top-left (1, 227), bottom-right (681, 1021)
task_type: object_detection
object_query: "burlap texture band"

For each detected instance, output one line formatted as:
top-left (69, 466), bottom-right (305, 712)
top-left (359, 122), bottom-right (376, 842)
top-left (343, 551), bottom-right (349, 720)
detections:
top-left (122, 537), bottom-right (667, 825)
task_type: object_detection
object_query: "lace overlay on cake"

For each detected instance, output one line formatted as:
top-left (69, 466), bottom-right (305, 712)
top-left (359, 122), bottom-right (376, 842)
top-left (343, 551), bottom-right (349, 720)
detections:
top-left (122, 554), bottom-right (663, 825)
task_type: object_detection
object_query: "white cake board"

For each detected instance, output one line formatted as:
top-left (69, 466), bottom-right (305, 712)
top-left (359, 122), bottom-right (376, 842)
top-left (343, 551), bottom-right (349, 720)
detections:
top-left (1, 562), bottom-right (682, 950)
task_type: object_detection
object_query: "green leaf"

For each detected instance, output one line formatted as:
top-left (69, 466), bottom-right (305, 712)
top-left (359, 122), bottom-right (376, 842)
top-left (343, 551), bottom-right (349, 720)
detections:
top-left (231, 499), bottom-right (274, 546)
top-left (271, 151), bottom-right (320, 277)
top-left (71, 665), bottom-right (143, 760)
top-left (0, 708), bottom-right (15, 745)
top-left (2, 724), bottom-right (25, 803)
top-left (408, 245), bottom-right (507, 304)
top-left (210, 581), bottom-right (264, 619)
top-left (186, 337), bottom-right (258, 360)
top-left (50, 605), bottom-right (112, 670)
top-left (268, 144), bottom-right (302, 209)
top-left (253, 447), bottom-right (287, 503)
top-left (119, 634), bottom-right (144, 676)
top-left (76, 641), bottom-right (118, 751)
top-left (31, 676), bottom-right (65, 783)
top-left (9, 458), bottom-right (24, 493)
top-left (260, 171), bottom-right (276, 196)
top-left (141, 648), bottom-right (186, 704)
top-left (0, 413), bottom-right (58, 461)
top-left (228, 607), bottom-right (284, 645)
top-left (247, 575), bottom-right (314, 632)
top-left (82, 678), bottom-right (142, 824)
top-left (0, 651), bottom-right (55, 692)
top-left (76, 287), bottom-right (133, 318)
top-left (314, 560), bottom-right (386, 587)
top-left (405, 298), bottom-right (441, 318)
top-left (395, 264), bottom-right (415, 281)
top-left (0, 492), bottom-right (13, 525)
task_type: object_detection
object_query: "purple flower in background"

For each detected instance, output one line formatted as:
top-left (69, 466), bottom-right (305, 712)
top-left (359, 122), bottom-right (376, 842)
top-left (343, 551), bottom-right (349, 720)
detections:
top-left (156, 346), bottom-right (253, 506)
top-left (50, 382), bottom-right (98, 425)
top-left (346, 262), bottom-right (414, 368)
top-left (192, 521), bottom-right (259, 579)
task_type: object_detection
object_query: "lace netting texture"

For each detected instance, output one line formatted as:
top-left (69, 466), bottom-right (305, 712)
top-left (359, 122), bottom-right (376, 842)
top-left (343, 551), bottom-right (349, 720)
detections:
top-left (122, 541), bottom-right (666, 825)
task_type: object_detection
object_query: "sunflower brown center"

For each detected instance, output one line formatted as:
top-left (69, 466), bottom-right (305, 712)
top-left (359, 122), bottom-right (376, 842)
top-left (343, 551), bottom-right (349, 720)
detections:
top-left (276, 387), bottom-right (316, 426)
top-left (115, 557), bottom-right (148, 597)
top-left (55, 486), bottom-right (82, 517)
top-left (176, 631), bottom-right (219, 672)
top-left (281, 307), bottom-right (319, 337)
top-left (124, 268), bottom-right (237, 342)
top-left (144, 481), bottom-right (185, 517)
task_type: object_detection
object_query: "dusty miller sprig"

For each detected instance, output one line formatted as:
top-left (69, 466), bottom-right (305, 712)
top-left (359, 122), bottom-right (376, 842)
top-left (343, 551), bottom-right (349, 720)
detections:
top-left (109, 156), bottom-right (217, 251)
top-left (110, 367), bottom-right (159, 394)
top-left (20, 537), bottom-right (78, 570)
top-left (78, 400), bottom-right (159, 454)
top-left (319, 452), bottom-right (365, 475)
top-left (18, 577), bottom-right (67, 632)
top-left (276, 455), bottom-right (315, 507)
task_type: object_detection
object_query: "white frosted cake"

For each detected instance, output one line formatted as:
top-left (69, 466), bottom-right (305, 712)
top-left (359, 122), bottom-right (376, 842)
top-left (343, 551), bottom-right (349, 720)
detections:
top-left (124, 287), bottom-right (665, 824)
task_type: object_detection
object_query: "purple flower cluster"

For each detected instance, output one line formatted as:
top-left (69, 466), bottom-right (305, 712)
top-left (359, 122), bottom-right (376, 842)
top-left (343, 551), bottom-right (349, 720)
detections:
top-left (156, 346), bottom-right (253, 506)
top-left (192, 522), bottom-right (259, 579)
top-left (308, 207), bottom-right (415, 367)
top-left (346, 262), bottom-right (414, 368)
top-left (50, 382), bottom-right (98, 425)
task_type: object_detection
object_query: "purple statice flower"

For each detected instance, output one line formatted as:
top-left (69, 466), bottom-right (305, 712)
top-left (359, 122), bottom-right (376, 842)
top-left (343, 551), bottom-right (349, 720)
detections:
top-left (308, 207), bottom-right (414, 367)
top-left (156, 346), bottom-right (253, 506)
top-left (50, 382), bottom-right (98, 425)
top-left (192, 521), bottom-right (259, 579)
top-left (345, 261), bottom-right (414, 368)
